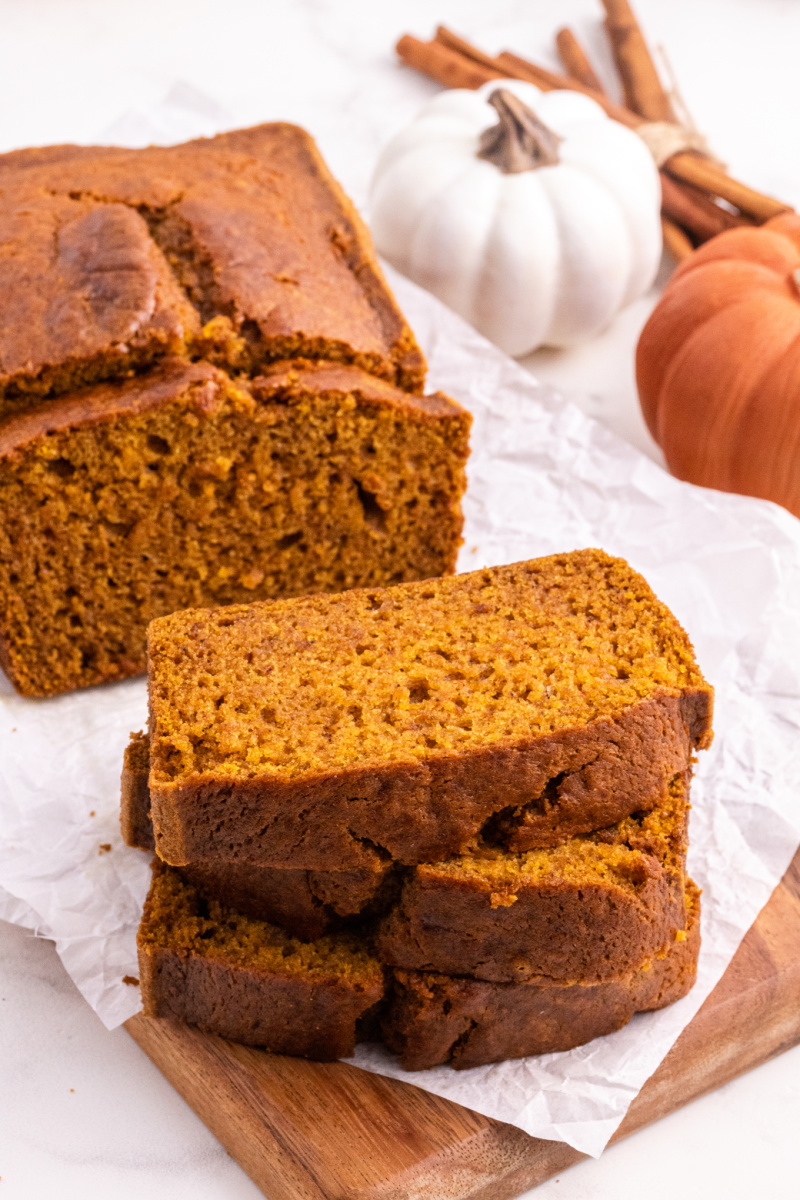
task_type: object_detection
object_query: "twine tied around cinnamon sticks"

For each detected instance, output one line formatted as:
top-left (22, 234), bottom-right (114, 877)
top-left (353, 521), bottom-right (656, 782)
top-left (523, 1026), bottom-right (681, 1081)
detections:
top-left (395, 2), bottom-right (792, 261)
top-left (635, 121), bottom-right (709, 169)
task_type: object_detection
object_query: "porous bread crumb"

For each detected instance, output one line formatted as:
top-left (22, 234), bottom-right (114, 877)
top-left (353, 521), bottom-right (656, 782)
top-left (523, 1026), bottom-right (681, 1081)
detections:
top-left (0, 360), bottom-right (468, 697)
top-left (139, 861), bottom-right (383, 985)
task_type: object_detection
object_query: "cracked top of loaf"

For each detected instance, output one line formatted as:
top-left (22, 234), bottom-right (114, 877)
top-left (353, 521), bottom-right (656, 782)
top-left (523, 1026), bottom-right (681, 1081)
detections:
top-left (0, 123), bottom-right (425, 419)
top-left (147, 548), bottom-right (713, 788)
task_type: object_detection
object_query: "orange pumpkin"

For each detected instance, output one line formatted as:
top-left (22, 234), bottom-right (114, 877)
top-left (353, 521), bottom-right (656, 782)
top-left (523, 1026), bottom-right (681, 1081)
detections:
top-left (636, 212), bottom-right (800, 517)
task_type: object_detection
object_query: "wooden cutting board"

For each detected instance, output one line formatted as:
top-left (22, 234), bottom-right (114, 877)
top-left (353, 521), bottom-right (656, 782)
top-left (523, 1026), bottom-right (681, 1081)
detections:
top-left (126, 847), bottom-right (800, 1200)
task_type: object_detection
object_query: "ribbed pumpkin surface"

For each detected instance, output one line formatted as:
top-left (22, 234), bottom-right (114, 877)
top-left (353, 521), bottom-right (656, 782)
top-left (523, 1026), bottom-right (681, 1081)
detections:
top-left (637, 213), bottom-right (800, 516)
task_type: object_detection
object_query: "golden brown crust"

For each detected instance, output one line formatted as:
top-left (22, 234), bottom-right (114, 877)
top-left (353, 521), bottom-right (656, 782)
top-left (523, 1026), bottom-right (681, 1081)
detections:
top-left (0, 142), bottom-right (125, 174)
top-left (211, 123), bottom-right (426, 392)
top-left (382, 881), bottom-right (701, 1069)
top-left (120, 732), bottom-right (155, 851)
top-left (0, 123), bottom-right (425, 414)
top-left (138, 944), bottom-right (382, 1058)
top-left (121, 733), bottom-right (397, 941)
top-left (251, 360), bottom-right (460, 417)
top-left (150, 693), bottom-right (699, 871)
top-left (0, 193), bottom-right (199, 418)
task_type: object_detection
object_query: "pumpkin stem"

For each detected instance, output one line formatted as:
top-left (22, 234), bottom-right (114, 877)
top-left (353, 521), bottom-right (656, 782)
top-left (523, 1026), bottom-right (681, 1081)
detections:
top-left (477, 89), bottom-right (562, 174)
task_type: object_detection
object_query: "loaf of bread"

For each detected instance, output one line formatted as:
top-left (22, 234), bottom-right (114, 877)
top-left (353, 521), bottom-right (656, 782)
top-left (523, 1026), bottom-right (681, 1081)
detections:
top-left (383, 881), bottom-right (701, 1070)
top-left (0, 124), bottom-right (463, 697)
top-left (0, 360), bottom-right (468, 696)
top-left (0, 123), bottom-right (424, 422)
top-left (375, 772), bottom-right (689, 983)
top-left (137, 860), bottom-right (385, 1060)
top-left (146, 550), bottom-right (712, 872)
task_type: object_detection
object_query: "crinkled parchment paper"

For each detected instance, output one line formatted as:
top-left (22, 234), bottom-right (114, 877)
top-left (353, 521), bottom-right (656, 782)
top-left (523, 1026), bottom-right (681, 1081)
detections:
top-left (1, 268), bottom-right (799, 1158)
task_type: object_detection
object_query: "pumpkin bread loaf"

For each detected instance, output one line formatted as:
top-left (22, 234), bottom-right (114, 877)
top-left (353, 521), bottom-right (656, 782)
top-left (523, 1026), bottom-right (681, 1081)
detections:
top-left (0, 124), bottom-right (447, 698)
top-left (146, 550), bottom-right (712, 872)
top-left (137, 860), bottom-right (386, 1059)
top-left (0, 123), bottom-right (424, 421)
top-left (375, 772), bottom-right (689, 983)
top-left (0, 360), bottom-right (468, 696)
top-left (123, 733), bottom-right (396, 941)
top-left (383, 880), bottom-right (701, 1070)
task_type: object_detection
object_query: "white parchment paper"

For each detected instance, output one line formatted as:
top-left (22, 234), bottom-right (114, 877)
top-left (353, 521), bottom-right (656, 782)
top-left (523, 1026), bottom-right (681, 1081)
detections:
top-left (1, 267), bottom-right (799, 1159)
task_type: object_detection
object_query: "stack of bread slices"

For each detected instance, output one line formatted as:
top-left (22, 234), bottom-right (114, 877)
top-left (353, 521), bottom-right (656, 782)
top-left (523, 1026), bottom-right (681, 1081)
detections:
top-left (124, 548), bottom-right (713, 1069)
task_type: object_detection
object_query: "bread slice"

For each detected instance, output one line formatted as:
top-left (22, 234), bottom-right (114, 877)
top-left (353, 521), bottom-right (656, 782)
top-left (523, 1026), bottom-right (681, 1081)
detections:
top-left (375, 772), bottom-right (689, 984)
top-left (137, 861), bottom-right (386, 1060)
top-left (0, 360), bottom-right (468, 696)
top-left (382, 880), bottom-right (701, 1070)
top-left (147, 550), bottom-right (713, 871)
top-left (0, 123), bottom-right (424, 420)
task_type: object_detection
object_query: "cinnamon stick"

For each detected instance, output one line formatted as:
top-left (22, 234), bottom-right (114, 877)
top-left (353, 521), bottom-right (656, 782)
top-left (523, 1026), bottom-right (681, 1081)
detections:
top-left (659, 172), bottom-right (739, 242)
top-left (601, 0), bottom-right (675, 121)
top-left (670, 178), bottom-right (751, 231)
top-left (434, 26), bottom-right (507, 73)
top-left (431, 31), bottom-right (636, 126)
top-left (395, 34), bottom-right (502, 90)
top-left (661, 217), bottom-right (694, 262)
top-left (598, 2), bottom-right (789, 219)
top-left (665, 154), bottom-right (790, 223)
top-left (556, 28), bottom-right (606, 94)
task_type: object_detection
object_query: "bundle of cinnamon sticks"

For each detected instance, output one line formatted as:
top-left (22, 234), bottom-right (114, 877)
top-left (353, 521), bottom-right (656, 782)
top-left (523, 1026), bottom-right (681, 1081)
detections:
top-left (395, 1), bottom-right (791, 261)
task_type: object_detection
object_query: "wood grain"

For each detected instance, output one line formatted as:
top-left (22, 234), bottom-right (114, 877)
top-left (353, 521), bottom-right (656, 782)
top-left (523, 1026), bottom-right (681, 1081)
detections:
top-left (126, 846), bottom-right (800, 1200)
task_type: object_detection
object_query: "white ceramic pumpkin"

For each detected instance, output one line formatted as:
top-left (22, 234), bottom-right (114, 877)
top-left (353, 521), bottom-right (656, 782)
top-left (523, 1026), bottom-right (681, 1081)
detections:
top-left (369, 80), bottom-right (662, 356)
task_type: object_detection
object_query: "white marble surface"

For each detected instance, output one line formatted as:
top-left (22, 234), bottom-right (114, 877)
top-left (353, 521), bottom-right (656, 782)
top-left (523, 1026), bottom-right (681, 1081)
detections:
top-left (2, 0), bottom-right (800, 1196)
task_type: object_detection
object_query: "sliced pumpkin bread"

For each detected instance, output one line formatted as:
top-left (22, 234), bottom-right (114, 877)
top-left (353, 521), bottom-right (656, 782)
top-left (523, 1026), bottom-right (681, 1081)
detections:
top-left (147, 550), bottom-right (712, 872)
top-left (136, 861), bottom-right (699, 1066)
